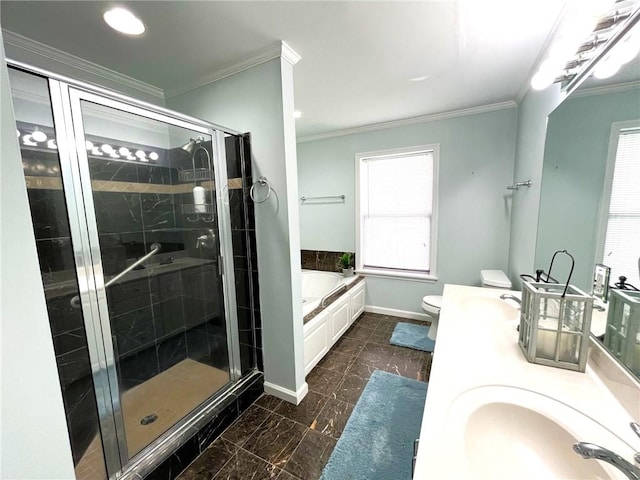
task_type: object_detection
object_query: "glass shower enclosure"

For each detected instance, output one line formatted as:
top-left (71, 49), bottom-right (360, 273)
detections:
top-left (8, 65), bottom-right (245, 479)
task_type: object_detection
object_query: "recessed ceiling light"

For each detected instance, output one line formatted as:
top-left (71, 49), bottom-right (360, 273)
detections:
top-left (410, 76), bottom-right (429, 82)
top-left (293, 111), bottom-right (303, 119)
top-left (103, 7), bottom-right (145, 36)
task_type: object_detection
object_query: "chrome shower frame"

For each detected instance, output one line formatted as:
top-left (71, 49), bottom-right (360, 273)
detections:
top-left (9, 59), bottom-right (248, 480)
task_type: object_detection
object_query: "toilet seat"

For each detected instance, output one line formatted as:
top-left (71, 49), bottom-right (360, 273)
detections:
top-left (421, 295), bottom-right (442, 315)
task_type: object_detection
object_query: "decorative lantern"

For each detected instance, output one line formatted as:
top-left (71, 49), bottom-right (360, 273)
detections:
top-left (604, 289), bottom-right (640, 377)
top-left (518, 250), bottom-right (593, 372)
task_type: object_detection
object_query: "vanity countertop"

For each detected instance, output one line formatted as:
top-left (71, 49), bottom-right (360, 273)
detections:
top-left (413, 284), bottom-right (639, 479)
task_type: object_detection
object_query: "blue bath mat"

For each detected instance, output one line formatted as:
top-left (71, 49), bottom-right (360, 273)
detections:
top-left (389, 322), bottom-right (435, 352)
top-left (320, 370), bottom-right (428, 480)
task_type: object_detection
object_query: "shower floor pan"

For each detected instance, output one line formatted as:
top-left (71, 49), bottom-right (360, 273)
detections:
top-left (75, 359), bottom-right (229, 479)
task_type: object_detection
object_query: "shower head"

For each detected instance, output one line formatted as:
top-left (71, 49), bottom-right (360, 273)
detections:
top-left (180, 136), bottom-right (205, 154)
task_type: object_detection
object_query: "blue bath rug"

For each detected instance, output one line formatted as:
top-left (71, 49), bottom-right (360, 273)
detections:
top-left (320, 370), bottom-right (428, 480)
top-left (389, 322), bottom-right (435, 352)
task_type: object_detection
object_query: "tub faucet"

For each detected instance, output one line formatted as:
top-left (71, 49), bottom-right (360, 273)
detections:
top-left (499, 294), bottom-right (521, 306)
top-left (572, 442), bottom-right (640, 480)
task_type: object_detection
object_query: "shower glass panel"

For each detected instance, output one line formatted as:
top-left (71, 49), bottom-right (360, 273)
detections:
top-left (8, 67), bottom-right (107, 480)
top-left (75, 99), bottom-right (231, 459)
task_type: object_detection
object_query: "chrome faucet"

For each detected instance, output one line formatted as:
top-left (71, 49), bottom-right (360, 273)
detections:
top-left (573, 443), bottom-right (640, 480)
top-left (572, 422), bottom-right (640, 480)
top-left (499, 293), bottom-right (521, 306)
top-left (195, 228), bottom-right (216, 249)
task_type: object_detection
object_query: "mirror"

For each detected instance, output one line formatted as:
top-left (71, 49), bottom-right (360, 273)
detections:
top-left (535, 20), bottom-right (640, 379)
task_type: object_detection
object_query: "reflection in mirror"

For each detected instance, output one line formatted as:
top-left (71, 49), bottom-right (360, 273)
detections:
top-left (535, 20), bottom-right (640, 378)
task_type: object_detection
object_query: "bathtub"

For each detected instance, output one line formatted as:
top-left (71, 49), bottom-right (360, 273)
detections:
top-left (301, 269), bottom-right (366, 375)
top-left (302, 270), bottom-right (346, 317)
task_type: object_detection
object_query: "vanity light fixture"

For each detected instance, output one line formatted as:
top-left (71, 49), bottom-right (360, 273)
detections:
top-left (293, 110), bottom-right (303, 119)
top-left (103, 7), bottom-right (145, 36)
top-left (531, 1), bottom-right (640, 91)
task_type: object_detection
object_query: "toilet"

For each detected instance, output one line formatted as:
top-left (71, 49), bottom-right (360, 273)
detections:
top-left (421, 270), bottom-right (512, 340)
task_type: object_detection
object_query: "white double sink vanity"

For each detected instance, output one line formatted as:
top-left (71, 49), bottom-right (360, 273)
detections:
top-left (414, 284), bottom-right (640, 480)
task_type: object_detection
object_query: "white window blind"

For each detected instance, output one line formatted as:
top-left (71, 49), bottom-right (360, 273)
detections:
top-left (360, 150), bottom-right (434, 273)
top-left (604, 128), bottom-right (640, 286)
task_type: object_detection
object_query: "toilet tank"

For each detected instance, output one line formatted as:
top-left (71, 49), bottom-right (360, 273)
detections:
top-left (480, 270), bottom-right (512, 289)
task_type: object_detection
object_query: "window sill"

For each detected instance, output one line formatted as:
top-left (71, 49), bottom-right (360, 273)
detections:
top-left (357, 268), bottom-right (438, 283)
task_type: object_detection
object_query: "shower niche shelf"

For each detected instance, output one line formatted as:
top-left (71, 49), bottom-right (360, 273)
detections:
top-left (178, 168), bottom-right (213, 183)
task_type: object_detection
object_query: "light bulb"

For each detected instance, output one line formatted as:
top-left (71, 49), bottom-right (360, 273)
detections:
top-left (549, 37), bottom-right (580, 64)
top-left (91, 147), bottom-right (103, 156)
top-left (85, 140), bottom-right (94, 150)
top-left (611, 29), bottom-right (640, 65)
top-left (593, 56), bottom-right (621, 79)
top-left (47, 139), bottom-right (57, 150)
top-left (530, 59), bottom-right (560, 91)
top-left (101, 144), bottom-right (114, 154)
top-left (16, 129), bottom-right (20, 137)
top-left (118, 147), bottom-right (130, 156)
top-left (149, 152), bottom-right (159, 161)
top-left (135, 150), bottom-right (146, 159)
top-left (31, 129), bottom-right (47, 142)
top-left (103, 7), bottom-right (145, 36)
top-left (22, 134), bottom-right (37, 146)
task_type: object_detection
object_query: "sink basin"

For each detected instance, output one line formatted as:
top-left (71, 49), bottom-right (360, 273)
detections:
top-left (445, 386), bottom-right (634, 479)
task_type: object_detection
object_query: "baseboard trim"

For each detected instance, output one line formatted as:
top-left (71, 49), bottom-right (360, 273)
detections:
top-left (263, 381), bottom-right (309, 405)
top-left (364, 305), bottom-right (430, 322)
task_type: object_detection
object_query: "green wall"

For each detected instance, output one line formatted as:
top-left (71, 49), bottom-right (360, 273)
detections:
top-left (506, 85), bottom-right (564, 288)
top-left (298, 107), bottom-right (517, 313)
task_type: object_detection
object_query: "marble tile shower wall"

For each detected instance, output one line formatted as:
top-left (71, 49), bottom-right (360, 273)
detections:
top-left (302, 250), bottom-right (356, 272)
top-left (226, 134), bottom-right (263, 374)
top-left (88, 148), bottom-right (230, 392)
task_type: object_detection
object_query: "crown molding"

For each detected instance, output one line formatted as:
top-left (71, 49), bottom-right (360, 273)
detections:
top-left (2, 30), bottom-right (164, 100)
top-left (281, 41), bottom-right (301, 66)
top-left (165, 41), bottom-right (301, 99)
top-left (296, 101), bottom-right (517, 144)
top-left (571, 80), bottom-right (640, 99)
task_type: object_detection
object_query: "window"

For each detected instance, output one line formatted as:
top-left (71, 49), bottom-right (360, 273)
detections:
top-left (601, 125), bottom-right (640, 287)
top-left (356, 145), bottom-right (438, 279)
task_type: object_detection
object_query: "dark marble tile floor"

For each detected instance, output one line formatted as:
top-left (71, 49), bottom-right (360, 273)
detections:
top-left (177, 312), bottom-right (432, 480)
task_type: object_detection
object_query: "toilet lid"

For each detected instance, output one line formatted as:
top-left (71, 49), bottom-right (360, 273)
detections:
top-left (422, 295), bottom-right (442, 309)
top-left (480, 270), bottom-right (512, 288)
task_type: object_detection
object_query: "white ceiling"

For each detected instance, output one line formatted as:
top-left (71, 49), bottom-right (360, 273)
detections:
top-left (1, 1), bottom-right (567, 138)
